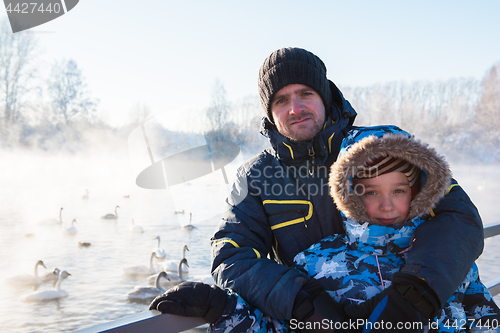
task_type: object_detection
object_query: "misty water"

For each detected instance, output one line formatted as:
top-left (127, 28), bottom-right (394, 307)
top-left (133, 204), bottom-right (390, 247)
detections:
top-left (0, 144), bottom-right (499, 332)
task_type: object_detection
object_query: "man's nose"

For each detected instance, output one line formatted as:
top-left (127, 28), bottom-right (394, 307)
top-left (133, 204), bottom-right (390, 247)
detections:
top-left (290, 96), bottom-right (304, 114)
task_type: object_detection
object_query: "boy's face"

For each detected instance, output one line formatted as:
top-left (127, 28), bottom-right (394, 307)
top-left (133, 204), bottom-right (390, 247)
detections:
top-left (354, 171), bottom-right (411, 226)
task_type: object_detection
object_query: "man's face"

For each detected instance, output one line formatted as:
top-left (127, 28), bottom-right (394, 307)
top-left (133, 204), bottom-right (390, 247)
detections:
top-left (270, 84), bottom-right (326, 142)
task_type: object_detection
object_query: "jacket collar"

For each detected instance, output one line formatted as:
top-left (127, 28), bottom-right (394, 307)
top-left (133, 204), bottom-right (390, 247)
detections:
top-left (344, 216), bottom-right (425, 256)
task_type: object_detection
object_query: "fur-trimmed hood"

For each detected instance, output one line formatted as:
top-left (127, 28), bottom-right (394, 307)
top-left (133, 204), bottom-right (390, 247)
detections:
top-left (329, 126), bottom-right (452, 223)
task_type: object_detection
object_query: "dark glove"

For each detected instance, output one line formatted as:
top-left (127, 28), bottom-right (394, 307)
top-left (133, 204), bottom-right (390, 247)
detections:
top-left (149, 282), bottom-right (230, 324)
top-left (292, 279), bottom-right (347, 332)
top-left (344, 273), bottom-right (440, 332)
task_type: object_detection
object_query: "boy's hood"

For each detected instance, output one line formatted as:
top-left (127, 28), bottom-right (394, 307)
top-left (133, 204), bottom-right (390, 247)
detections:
top-left (329, 126), bottom-right (452, 223)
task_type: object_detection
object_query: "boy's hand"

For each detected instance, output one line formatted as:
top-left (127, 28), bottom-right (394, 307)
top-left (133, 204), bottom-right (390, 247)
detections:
top-left (344, 273), bottom-right (440, 332)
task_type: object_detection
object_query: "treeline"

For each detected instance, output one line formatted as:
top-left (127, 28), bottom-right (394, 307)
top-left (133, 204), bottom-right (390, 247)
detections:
top-left (0, 15), bottom-right (498, 162)
top-left (341, 63), bottom-right (500, 163)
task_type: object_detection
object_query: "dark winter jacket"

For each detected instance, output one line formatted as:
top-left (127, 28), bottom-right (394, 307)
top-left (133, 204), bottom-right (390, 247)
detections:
top-left (210, 83), bottom-right (484, 320)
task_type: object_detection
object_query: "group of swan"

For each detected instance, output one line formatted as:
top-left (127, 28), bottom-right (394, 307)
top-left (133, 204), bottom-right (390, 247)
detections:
top-left (24, 270), bottom-right (71, 302)
top-left (6, 260), bottom-right (61, 288)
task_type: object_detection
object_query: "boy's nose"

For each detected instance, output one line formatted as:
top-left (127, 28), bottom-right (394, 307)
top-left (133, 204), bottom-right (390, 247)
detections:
top-left (379, 197), bottom-right (394, 211)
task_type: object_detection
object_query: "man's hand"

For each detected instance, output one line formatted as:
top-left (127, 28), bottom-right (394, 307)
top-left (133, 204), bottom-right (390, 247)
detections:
top-left (344, 273), bottom-right (440, 332)
top-left (149, 282), bottom-right (231, 324)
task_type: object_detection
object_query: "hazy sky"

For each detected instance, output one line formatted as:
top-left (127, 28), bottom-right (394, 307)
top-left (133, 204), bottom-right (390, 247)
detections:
top-left (2, 0), bottom-right (499, 127)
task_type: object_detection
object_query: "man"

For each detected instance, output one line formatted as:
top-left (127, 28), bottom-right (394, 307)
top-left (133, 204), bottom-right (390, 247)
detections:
top-left (208, 47), bottom-right (484, 328)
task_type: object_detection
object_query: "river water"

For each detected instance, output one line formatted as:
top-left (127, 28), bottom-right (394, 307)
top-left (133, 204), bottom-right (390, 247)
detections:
top-left (0, 145), bottom-right (498, 333)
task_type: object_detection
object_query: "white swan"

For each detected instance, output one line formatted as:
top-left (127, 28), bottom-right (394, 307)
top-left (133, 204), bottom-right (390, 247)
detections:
top-left (40, 268), bottom-right (60, 285)
top-left (130, 219), bottom-right (144, 234)
top-left (6, 260), bottom-right (46, 287)
top-left (101, 206), bottom-right (120, 219)
top-left (123, 252), bottom-right (158, 276)
top-left (161, 245), bottom-right (189, 273)
top-left (153, 236), bottom-right (166, 260)
top-left (62, 219), bottom-right (77, 235)
top-left (160, 258), bottom-right (188, 284)
top-left (39, 207), bottom-right (64, 225)
top-left (82, 189), bottom-right (89, 200)
top-left (24, 270), bottom-right (71, 301)
top-left (127, 271), bottom-right (169, 301)
top-left (182, 212), bottom-right (197, 230)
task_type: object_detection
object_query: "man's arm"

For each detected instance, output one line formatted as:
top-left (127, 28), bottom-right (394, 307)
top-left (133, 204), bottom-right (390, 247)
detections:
top-left (403, 178), bottom-right (484, 304)
top-left (210, 166), bottom-right (307, 320)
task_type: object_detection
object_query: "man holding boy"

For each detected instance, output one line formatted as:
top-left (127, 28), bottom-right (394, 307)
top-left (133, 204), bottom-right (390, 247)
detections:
top-left (152, 47), bottom-right (485, 330)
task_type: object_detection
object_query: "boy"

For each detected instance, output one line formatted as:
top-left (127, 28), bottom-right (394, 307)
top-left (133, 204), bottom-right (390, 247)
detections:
top-left (150, 125), bottom-right (500, 332)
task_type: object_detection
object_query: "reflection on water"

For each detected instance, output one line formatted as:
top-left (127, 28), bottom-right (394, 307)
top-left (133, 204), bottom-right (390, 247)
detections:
top-left (0, 151), bottom-right (499, 332)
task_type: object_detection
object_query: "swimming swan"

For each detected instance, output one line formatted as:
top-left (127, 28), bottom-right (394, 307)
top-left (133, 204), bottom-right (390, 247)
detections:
top-left (62, 219), bottom-right (77, 235)
top-left (101, 206), bottom-right (120, 219)
top-left (127, 271), bottom-right (169, 301)
top-left (40, 268), bottom-right (61, 285)
top-left (153, 236), bottom-right (166, 260)
top-left (24, 270), bottom-right (71, 301)
top-left (39, 207), bottom-right (64, 225)
top-left (6, 260), bottom-right (46, 287)
top-left (130, 219), bottom-right (144, 233)
top-left (161, 258), bottom-right (188, 284)
top-left (123, 252), bottom-right (158, 276)
top-left (161, 245), bottom-right (189, 273)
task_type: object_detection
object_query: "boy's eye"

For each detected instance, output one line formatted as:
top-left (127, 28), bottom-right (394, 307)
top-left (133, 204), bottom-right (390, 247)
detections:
top-left (365, 191), bottom-right (376, 196)
top-left (394, 189), bottom-right (406, 194)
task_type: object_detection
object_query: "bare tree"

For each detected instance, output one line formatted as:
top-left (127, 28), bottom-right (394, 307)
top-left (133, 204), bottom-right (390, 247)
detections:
top-left (475, 63), bottom-right (500, 133)
top-left (0, 19), bottom-right (37, 125)
top-left (128, 101), bottom-right (152, 126)
top-left (47, 59), bottom-right (98, 124)
top-left (206, 79), bottom-right (230, 141)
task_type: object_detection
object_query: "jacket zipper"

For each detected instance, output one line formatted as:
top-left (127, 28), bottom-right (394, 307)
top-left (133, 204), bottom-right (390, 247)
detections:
top-left (308, 147), bottom-right (315, 176)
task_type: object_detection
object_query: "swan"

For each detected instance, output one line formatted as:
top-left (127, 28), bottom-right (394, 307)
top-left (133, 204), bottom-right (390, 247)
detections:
top-left (6, 260), bottom-right (46, 287)
top-left (130, 219), bottom-right (144, 233)
top-left (123, 252), bottom-right (158, 276)
top-left (127, 271), bottom-right (169, 301)
top-left (24, 270), bottom-right (71, 301)
top-left (39, 207), bottom-right (63, 225)
top-left (40, 268), bottom-right (60, 285)
top-left (62, 219), bottom-right (77, 235)
top-left (82, 189), bottom-right (89, 200)
top-left (153, 236), bottom-right (166, 260)
top-left (160, 245), bottom-right (189, 273)
top-left (182, 213), bottom-right (197, 230)
top-left (161, 258), bottom-right (188, 284)
top-left (101, 206), bottom-right (120, 219)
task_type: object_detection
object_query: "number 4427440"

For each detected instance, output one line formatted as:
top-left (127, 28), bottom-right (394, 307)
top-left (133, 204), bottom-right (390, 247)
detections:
top-left (5, 2), bottom-right (62, 14)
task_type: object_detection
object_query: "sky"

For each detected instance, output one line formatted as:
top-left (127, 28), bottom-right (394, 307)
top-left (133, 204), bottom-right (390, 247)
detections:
top-left (1, 0), bottom-right (499, 127)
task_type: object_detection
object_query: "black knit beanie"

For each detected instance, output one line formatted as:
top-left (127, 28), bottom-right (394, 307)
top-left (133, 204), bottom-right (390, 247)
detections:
top-left (258, 47), bottom-right (332, 124)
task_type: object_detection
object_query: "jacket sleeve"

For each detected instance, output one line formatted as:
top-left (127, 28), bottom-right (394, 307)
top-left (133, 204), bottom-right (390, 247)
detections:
top-left (210, 166), bottom-right (308, 320)
top-left (402, 178), bottom-right (484, 306)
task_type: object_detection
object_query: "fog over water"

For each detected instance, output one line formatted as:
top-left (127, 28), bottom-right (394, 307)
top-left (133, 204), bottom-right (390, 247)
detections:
top-left (0, 139), bottom-right (498, 332)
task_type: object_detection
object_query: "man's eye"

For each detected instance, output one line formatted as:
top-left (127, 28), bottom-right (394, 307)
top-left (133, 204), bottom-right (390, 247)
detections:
top-left (394, 189), bottom-right (406, 194)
